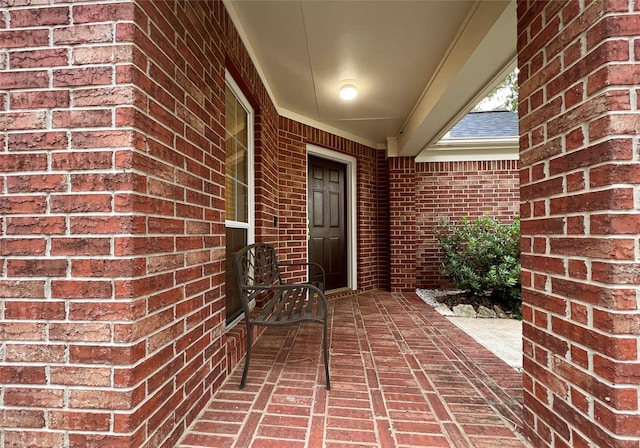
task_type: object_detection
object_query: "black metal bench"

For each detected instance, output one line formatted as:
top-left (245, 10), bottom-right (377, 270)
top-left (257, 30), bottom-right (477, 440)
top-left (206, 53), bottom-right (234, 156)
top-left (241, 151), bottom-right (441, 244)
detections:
top-left (232, 243), bottom-right (331, 390)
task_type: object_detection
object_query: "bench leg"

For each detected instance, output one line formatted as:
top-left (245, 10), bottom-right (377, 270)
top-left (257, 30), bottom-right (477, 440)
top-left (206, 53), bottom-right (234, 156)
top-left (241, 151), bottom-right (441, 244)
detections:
top-left (323, 321), bottom-right (330, 390)
top-left (240, 323), bottom-right (252, 389)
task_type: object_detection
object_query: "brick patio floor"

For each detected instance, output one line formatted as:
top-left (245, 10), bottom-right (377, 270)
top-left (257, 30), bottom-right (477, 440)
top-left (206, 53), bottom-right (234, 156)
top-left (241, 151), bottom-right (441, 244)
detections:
top-left (178, 290), bottom-right (530, 447)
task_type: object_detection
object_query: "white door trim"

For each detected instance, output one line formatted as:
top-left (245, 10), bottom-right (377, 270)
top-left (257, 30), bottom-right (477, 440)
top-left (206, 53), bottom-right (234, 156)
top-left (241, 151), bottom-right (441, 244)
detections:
top-left (306, 144), bottom-right (358, 291)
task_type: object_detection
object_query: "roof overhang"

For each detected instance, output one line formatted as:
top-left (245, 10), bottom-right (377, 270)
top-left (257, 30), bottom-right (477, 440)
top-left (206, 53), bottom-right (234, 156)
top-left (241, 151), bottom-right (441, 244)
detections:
top-left (417, 137), bottom-right (519, 163)
top-left (396, 1), bottom-right (517, 158)
top-left (223, 0), bottom-right (517, 158)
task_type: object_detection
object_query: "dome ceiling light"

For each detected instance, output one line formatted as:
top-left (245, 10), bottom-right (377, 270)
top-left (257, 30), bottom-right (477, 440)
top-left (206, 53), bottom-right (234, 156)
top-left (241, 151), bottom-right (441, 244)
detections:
top-left (339, 84), bottom-right (358, 101)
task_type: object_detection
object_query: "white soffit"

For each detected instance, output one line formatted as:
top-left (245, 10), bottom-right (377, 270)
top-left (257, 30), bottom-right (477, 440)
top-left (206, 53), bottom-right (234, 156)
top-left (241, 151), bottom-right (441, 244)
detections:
top-left (224, 0), bottom-right (516, 153)
top-left (399, 0), bottom-right (517, 157)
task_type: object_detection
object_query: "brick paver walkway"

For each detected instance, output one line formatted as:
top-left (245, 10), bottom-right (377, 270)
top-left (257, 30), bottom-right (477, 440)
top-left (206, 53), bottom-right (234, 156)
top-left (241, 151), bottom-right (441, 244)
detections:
top-left (179, 291), bottom-right (529, 447)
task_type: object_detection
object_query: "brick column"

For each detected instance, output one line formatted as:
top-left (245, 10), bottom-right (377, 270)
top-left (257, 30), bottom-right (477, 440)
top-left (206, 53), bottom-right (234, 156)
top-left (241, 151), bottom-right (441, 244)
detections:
top-left (0, 2), bottom-right (229, 447)
top-left (388, 157), bottom-right (417, 292)
top-left (517, 1), bottom-right (640, 447)
top-left (0, 4), bottom-right (143, 447)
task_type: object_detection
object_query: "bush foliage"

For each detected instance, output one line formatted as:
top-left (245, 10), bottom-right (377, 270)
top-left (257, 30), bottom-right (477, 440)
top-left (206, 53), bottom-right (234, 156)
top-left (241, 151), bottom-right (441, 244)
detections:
top-left (436, 215), bottom-right (521, 317)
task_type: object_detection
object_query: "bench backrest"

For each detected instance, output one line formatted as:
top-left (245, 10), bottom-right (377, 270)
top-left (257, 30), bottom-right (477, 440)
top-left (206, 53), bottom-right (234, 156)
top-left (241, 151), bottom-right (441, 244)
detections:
top-left (232, 243), bottom-right (282, 313)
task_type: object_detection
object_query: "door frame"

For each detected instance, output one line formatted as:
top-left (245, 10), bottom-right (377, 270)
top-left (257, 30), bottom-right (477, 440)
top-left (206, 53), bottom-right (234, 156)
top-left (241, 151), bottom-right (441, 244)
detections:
top-left (307, 144), bottom-right (357, 291)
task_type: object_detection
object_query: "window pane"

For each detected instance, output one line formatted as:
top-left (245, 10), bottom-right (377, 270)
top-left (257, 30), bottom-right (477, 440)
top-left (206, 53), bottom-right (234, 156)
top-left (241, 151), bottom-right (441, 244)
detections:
top-left (235, 144), bottom-right (247, 184)
top-left (236, 183), bottom-right (248, 223)
top-left (226, 174), bottom-right (236, 218)
top-left (225, 85), bottom-right (237, 139)
top-left (225, 227), bottom-right (247, 323)
top-left (236, 106), bottom-right (248, 146)
top-left (225, 86), bottom-right (249, 224)
top-left (225, 134), bottom-right (236, 219)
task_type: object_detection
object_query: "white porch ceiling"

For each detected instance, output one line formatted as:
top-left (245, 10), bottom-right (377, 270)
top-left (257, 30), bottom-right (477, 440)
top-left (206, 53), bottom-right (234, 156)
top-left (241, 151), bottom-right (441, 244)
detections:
top-left (224, 0), bottom-right (517, 157)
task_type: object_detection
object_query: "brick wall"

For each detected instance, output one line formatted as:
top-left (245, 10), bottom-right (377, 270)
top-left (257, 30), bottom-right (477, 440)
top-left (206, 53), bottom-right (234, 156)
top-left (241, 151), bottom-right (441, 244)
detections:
top-left (416, 160), bottom-right (520, 288)
top-left (1, 3), bottom-right (150, 447)
top-left (223, 2), bottom-right (281, 382)
top-left (278, 117), bottom-right (388, 291)
top-left (388, 158), bottom-right (520, 291)
top-left (0, 1), bottom-right (386, 446)
top-left (518, 1), bottom-right (640, 447)
top-left (388, 157), bottom-right (417, 291)
top-left (0, 1), bottom-right (283, 447)
top-left (6, 0), bottom-right (637, 446)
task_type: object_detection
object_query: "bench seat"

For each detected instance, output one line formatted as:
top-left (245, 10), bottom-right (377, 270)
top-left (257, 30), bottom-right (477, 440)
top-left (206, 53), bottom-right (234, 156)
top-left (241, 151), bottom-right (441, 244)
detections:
top-left (232, 243), bottom-right (331, 390)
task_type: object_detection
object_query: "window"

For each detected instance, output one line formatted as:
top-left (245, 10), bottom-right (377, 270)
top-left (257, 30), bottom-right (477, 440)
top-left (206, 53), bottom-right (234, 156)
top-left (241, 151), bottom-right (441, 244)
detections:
top-left (225, 75), bottom-right (254, 325)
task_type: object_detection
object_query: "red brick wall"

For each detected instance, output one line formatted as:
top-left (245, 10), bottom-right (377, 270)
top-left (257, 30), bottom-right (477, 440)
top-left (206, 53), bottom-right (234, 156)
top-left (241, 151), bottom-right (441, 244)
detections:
top-left (1, 3), bottom-right (149, 447)
top-left (5, 0), bottom-right (637, 446)
top-left (278, 117), bottom-right (388, 291)
top-left (388, 157), bottom-right (417, 291)
top-left (416, 160), bottom-right (520, 288)
top-left (0, 1), bottom-right (282, 447)
top-left (0, 1), bottom-right (386, 446)
top-left (377, 151), bottom-right (391, 291)
top-left (388, 158), bottom-right (520, 291)
top-left (518, 1), bottom-right (640, 447)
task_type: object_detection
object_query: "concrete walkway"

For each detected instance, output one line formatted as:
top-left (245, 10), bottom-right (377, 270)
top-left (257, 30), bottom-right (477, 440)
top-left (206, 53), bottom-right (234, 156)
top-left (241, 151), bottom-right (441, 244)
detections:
top-left (179, 291), bottom-right (530, 447)
top-left (446, 317), bottom-right (522, 370)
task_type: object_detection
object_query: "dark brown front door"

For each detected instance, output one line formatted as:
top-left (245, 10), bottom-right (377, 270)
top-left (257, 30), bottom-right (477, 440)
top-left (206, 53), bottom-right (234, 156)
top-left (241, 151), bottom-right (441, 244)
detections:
top-left (308, 155), bottom-right (348, 291)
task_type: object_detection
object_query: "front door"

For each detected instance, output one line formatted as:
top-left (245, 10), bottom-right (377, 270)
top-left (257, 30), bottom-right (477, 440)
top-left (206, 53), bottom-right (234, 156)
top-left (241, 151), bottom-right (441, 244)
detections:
top-left (308, 155), bottom-right (348, 291)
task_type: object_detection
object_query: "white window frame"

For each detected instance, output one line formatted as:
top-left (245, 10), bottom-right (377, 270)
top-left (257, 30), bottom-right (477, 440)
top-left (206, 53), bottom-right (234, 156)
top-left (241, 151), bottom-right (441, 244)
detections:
top-left (225, 72), bottom-right (255, 329)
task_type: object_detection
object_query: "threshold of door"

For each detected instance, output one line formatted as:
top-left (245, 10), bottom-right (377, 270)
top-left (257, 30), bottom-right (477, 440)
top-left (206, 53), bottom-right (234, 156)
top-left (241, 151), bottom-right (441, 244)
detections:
top-left (325, 288), bottom-right (356, 299)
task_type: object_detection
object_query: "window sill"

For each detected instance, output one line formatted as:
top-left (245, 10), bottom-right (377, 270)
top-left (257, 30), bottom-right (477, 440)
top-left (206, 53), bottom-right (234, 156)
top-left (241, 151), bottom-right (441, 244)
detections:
top-left (225, 298), bottom-right (255, 332)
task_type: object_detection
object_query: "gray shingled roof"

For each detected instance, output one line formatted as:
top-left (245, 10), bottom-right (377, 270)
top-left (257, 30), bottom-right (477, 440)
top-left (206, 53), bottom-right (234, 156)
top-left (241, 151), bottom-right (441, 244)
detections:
top-left (449, 111), bottom-right (518, 138)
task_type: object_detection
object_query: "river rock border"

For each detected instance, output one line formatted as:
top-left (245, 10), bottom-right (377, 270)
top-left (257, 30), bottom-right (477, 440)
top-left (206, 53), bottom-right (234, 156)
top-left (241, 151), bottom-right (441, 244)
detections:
top-left (416, 289), bottom-right (514, 319)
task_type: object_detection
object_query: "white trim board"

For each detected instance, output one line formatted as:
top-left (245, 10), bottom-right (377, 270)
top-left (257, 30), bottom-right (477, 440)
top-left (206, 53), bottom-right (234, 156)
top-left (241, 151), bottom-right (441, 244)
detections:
top-left (306, 144), bottom-right (358, 292)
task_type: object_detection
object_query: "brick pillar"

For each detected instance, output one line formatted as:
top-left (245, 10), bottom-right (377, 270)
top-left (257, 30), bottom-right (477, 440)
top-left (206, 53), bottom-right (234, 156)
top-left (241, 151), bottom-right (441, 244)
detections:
top-left (518, 1), bottom-right (640, 447)
top-left (388, 157), bottom-right (417, 292)
top-left (1, 2), bottom-right (228, 447)
top-left (0, 4), bottom-right (143, 447)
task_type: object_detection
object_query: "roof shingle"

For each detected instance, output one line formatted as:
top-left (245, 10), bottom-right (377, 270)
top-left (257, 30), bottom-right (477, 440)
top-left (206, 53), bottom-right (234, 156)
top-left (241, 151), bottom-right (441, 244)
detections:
top-left (449, 111), bottom-right (518, 138)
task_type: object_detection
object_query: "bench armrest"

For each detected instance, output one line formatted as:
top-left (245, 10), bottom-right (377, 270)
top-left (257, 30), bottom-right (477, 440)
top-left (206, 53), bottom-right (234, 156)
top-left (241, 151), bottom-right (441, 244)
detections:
top-left (279, 262), bottom-right (326, 292)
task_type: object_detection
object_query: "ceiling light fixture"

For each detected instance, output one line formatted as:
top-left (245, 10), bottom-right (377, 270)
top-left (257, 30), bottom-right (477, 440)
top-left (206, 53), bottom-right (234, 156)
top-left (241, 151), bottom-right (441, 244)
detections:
top-left (339, 84), bottom-right (358, 101)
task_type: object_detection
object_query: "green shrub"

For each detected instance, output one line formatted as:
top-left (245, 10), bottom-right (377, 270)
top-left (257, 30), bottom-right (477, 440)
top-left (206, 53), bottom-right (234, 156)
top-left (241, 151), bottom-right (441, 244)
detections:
top-left (436, 215), bottom-right (521, 317)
